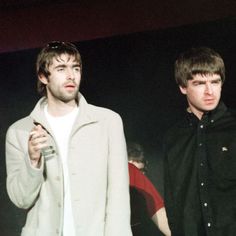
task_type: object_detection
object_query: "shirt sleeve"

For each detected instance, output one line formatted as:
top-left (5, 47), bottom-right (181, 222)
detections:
top-left (129, 163), bottom-right (164, 217)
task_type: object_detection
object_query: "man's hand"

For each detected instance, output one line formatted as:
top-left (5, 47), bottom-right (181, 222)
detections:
top-left (28, 124), bottom-right (48, 168)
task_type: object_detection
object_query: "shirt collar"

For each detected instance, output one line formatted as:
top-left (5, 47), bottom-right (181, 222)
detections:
top-left (186, 101), bottom-right (227, 126)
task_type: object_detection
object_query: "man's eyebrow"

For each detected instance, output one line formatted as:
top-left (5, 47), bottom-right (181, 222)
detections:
top-left (72, 63), bottom-right (81, 67)
top-left (53, 61), bottom-right (81, 68)
top-left (54, 64), bottom-right (66, 68)
top-left (192, 79), bottom-right (206, 83)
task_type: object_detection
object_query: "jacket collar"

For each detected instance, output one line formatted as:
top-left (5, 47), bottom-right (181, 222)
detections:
top-left (30, 93), bottom-right (98, 132)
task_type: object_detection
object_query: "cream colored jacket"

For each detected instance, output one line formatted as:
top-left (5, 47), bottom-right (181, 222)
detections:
top-left (6, 94), bottom-right (132, 236)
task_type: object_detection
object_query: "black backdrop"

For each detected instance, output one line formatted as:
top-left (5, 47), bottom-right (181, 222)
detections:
top-left (0, 17), bottom-right (236, 235)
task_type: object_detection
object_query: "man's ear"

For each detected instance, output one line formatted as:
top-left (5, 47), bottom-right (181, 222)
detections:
top-left (179, 85), bottom-right (187, 95)
top-left (38, 74), bottom-right (48, 85)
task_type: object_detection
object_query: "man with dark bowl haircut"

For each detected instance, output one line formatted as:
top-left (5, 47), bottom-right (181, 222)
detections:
top-left (164, 47), bottom-right (236, 236)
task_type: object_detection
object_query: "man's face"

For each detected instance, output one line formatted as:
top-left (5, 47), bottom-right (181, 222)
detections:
top-left (40, 53), bottom-right (81, 104)
top-left (179, 73), bottom-right (222, 119)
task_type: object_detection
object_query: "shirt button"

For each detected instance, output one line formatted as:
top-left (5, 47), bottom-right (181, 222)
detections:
top-left (58, 202), bottom-right (62, 208)
top-left (55, 176), bottom-right (60, 181)
top-left (200, 163), bottom-right (204, 166)
top-left (207, 223), bottom-right (211, 227)
top-left (199, 143), bottom-right (202, 146)
top-left (56, 229), bottom-right (60, 234)
top-left (200, 125), bottom-right (204, 128)
top-left (201, 182), bottom-right (204, 186)
top-left (204, 203), bottom-right (208, 207)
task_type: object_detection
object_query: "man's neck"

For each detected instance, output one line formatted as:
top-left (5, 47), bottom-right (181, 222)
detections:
top-left (187, 107), bottom-right (204, 120)
top-left (47, 99), bottom-right (78, 117)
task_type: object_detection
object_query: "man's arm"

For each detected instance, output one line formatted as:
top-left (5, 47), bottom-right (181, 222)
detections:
top-left (151, 207), bottom-right (171, 236)
top-left (5, 126), bottom-right (44, 209)
top-left (104, 113), bottom-right (132, 236)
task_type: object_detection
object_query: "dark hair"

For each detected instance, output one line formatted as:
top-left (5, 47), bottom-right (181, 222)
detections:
top-left (175, 47), bottom-right (225, 87)
top-left (127, 142), bottom-right (144, 161)
top-left (36, 41), bottom-right (82, 96)
top-left (127, 142), bottom-right (148, 173)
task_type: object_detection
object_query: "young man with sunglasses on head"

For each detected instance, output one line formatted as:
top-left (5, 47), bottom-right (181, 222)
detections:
top-left (5, 41), bottom-right (132, 236)
top-left (163, 47), bottom-right (236, 236)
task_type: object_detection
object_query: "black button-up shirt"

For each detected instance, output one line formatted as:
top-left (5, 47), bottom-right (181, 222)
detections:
top-left (164, 102), bottom-right (236, 236)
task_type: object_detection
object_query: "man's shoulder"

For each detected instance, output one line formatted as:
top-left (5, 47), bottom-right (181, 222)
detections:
top-left (8, 116), bottom-right (32, 132)
top-left (227, 107), bottom-right (236, 118)
top-left (87, 103), bottom-right (122, 120)
top-left (165, 118), bottom-right (186, 135)
top-left (79, 93), bottom-right (122, 121)
top-left (163, 116), bottom-right (189, 146)
top-left (128, 162), bottom-right (140, 173)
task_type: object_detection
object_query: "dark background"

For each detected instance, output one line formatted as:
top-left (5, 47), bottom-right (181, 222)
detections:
top-left (0, 3), bottom-right (236, 234)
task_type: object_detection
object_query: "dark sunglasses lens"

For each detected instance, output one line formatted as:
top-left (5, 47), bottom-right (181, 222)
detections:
top-left (46, 41), bottom-right (77, 50)
top-left (47, 41), bottom-right (63, 49)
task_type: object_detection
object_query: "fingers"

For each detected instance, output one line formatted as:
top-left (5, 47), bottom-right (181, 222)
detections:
top-left (29, 130), bottom-right (47, 143)
top-left (28, 124), bottom-right (49, 163)
top-left (30, 124), bottom-right (48, 139)
top-left (30, 136), bottom-right (48, 153)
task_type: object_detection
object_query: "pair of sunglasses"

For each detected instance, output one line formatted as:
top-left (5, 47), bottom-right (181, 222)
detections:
top-left (46, 41), bottom-right (77, 50)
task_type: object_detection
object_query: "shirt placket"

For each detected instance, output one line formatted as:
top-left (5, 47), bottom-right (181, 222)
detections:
top-left (197, 115), bottom-right (213, 235)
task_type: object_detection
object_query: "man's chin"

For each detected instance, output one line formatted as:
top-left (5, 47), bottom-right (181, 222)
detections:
top-left (203, 104), bottom-right (218, 112)
top-left (60, 93), bottom-right (78, 103)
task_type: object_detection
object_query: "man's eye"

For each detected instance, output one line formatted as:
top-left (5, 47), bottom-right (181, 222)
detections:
top-left (212, 80), bottom-right (221, 84)
top-left (193, 82), bottom-right (204, 86)
top-left (74, 67), bottom-right (80, 72)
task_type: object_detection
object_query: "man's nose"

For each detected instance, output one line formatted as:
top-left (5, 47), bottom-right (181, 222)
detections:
top-left (205, 83), bottom-right (213, 94)
top-left (67, 68), bottom-right (75, 80)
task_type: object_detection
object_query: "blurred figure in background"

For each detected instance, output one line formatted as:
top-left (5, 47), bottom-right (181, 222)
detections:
top-left (128, 142), bottom-right (171, 236)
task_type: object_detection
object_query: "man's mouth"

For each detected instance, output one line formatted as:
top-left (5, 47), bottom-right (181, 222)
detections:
top-left (204, 98), bottom-right (215, 104)
top-left (65, 83), bottom-right (76, 89)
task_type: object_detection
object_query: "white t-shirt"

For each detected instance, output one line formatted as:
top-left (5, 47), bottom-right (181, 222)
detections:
top-left (45, 105), bottom-right (79, 236)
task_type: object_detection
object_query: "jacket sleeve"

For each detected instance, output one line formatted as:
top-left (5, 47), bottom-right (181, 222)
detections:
top-left (104, 113), bottom-right (132, 236)
top-left (5, 126), bottom-right (44, 209)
